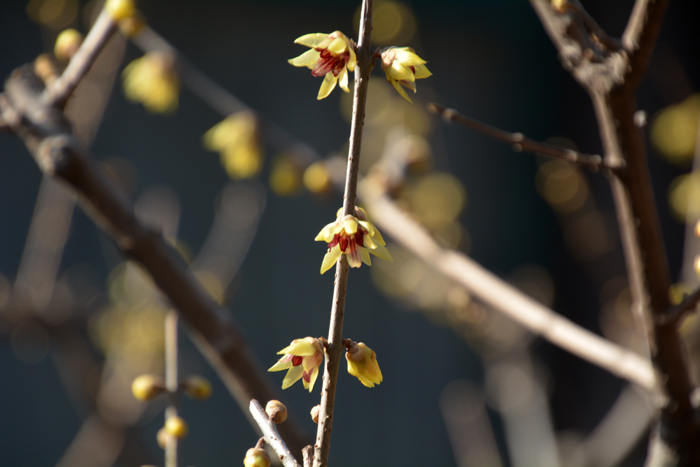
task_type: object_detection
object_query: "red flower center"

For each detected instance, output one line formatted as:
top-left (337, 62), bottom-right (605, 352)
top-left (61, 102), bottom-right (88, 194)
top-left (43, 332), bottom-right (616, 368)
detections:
top-left (312, 48), bottom-right (350, 78)
top-left (328, 229), bottom-right (365, 254)
top-left (292, 355), bottom-right (303, 366)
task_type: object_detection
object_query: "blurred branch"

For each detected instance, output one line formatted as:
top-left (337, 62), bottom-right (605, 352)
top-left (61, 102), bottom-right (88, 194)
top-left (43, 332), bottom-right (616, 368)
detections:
top-left (165, 311), bottom-right (179, 467)
top-left (529, 1), bottom-right (699, 464)
top-left (427, 103), bottom-right (613, 171)
top-left (314, 2), bottom-right (373, 466)
top-left (662, 286), bottom-right (700, 326)
top-left (249, 400), bottom-right (300, 467)
top-left (1, 65), bottom-right (310, 457)
top-left (42, 9), bottom-right (117, 108)
top-left (358, 181), bottom-right (656, 390)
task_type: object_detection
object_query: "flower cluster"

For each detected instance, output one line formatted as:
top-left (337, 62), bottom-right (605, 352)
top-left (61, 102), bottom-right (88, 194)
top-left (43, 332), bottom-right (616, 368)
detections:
top-left (288, 31), bottom-right (357, 100)
top-left (315, 207), bottom-right (393, 274)
top-left (379, 46), bottom-right (432, 103)
top-left (268, 337), bottom-right (325, 392)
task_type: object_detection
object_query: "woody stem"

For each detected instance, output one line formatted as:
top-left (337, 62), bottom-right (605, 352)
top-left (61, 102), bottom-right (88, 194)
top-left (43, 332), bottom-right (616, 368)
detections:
top-left (312, 1), bottom-right (373, 466)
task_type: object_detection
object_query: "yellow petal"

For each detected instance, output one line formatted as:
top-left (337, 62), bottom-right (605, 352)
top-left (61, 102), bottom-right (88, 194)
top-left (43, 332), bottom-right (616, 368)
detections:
top-left (315, 222), bottom-right (338, 242)
top-left (343, 217), bottom-right (358, 234)
top-left (327, 37), bottom-right (348, 55)
top-left (413, 64), bottom-right (432, 79)
top-left (347, 47), bottom-right (357, 72)
top-left (390, 79), bottom-right (412, 103)
top-left (317, 73), bottom-right (337, 100)
top-left (389, 60), bottom-right (415, 81)
top-left (395, 48), bottom-right (426, 67)
top-left (361, 248), bottom-right (372, 266)
top-left (369, 242), bottom-right (393, 262)
top-left (346, 248), bottom-right (363, 268)
top-left (294, 33), bottom-right (329, 48)
top-left (321, 245), bottom-right (342, 274)
top-left (268, 359), bottom-right (292, 372)
top-left (281, 366), bottom-right (303, 389)
top-left (338, 66), bottom-right (350, 93)
top-left (304, 365), bottom-right (320, 392)
top-left (288, 49), bottom-right (321, 68)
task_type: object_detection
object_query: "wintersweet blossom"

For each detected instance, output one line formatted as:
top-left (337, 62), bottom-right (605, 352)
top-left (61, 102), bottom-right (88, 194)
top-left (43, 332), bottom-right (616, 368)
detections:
top-left (379, 46), bottom-right (432, 103)
top-left (202, 111), bottom-right (262, 179)
top-left (315, 207), bottom-right (393, 274)
top-left (268, 337), bottom-right (325, 392)
top-left (288, 31), bottom-right (357, 100)
top-left (122, 51), bottom-right (180, 114)
top-left (345, 340), bottom-right (382, 388)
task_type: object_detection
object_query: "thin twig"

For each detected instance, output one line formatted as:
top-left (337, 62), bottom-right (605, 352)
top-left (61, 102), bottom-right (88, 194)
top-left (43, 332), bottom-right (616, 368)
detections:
top-left (249, 400), bottom-right (300, 467)
top-left (42, 9), bottom-right (117, 108)
top-left (165, 311), bottom-right (179, 467)
top-left (661, 287), bottom-right (700, 326)
top-left (313, 2), bottom-right (373, 466)
top-left (302, 446), bottom-right (313, 467)
top-left (358, 181), bottom-right (656, 391)
top-left (428, 103), bottom-right (613, 171)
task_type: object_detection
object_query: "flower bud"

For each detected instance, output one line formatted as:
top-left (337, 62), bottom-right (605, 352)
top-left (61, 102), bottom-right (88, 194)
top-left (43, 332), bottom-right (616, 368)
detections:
top-left (310, 405), bottom-right (320, 424)
top-left (551, 0), bottom-right (569, 13)
top-left (182, 375), bottom-right (213, 400)
top-left (695, 255), bottom-right (700, 279)
top-left (118, 11), bottom-right (145, 38)
top-left (164, 416), bottom-right (189, 439)
top-left (54, 29), bottom-right (83, 62)
top-left (34, 54), bottom-right (58, 85)
top-left (696, 220), bottom-right (700, 238)
top-left (104, 0), bottom-right (136, 22)
top-left (131, 374), bottom-right (165, 401)
top-left (265, 400), bottom-right (288, 424)
top-left (244, 447), bottom-right (271, 467)
top-left (156, 427), bottom-right (172, 449)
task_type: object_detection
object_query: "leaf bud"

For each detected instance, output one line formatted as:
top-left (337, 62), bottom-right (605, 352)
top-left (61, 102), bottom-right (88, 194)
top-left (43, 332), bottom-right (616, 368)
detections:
top-left (310, 405), bottom-right (320, 424)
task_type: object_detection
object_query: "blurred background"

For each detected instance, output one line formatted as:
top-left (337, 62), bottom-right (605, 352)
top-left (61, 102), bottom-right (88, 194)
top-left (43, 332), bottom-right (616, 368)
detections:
top-left (1, 0), bottom-right (699, 466)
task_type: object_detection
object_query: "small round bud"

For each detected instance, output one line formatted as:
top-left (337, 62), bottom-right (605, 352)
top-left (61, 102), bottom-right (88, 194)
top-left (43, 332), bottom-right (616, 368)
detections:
top-left (164, 416), bottom-right (189, 439)
top-left (156, 427), bottom-right (172, 449)
top-left (695, 220), bottom-right (700, 238)
top-left (551, 0), bottom-right (569, 12)
top-left (131, 374), bottom-right (165, 401)
top-left (54, 29), bottom-right (83, 62)
top-left (265, 400), bottom-right (287, 424)
top-left (104, 0), bottom-right (136, 22)
top-left (182, 375), bottom-right (212, 400)
top-left (244, 447), bottom-right (271, 467)
top-left (118, 11), bottom-right (145, 37)
top-left (695, 255), bottom-right (700, 279)
top-left (310, 405), bottom-right (320, 424)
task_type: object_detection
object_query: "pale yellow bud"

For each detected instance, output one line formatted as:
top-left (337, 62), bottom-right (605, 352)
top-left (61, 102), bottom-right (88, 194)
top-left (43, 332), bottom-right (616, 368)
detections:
top-left (265, 400), bottom-right (287, 424)
top-left (164, 416), bottom-right (188, 439)
top-left (54, 29), bottom-right (83, 62)
top-left (131, 374), bottom-right (165, 401)
top-left (156, 428), bottom-right (172, 449)
top-left (104, 0), bottom-right (136, 22)
top-left (244, 448), bottom-right (271, 467)
top-left (695, 255), bottom-right (700, 279)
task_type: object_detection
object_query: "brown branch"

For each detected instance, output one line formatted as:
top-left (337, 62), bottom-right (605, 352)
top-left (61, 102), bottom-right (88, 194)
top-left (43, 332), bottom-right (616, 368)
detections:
top-left (358, 181), bottom-right (656, 390)
top-left (249, 400), bottom-right (300, 467)
top-left (529, 0), bottom-right (699, 464)
top-left (313, 2), bottom-right (373, 467)
top-left (1, 64), bottom-right (310, 457)
top-left (661, 286), bottom-right (700, 326)
top-left (427, 103), bottom-right (613, 171)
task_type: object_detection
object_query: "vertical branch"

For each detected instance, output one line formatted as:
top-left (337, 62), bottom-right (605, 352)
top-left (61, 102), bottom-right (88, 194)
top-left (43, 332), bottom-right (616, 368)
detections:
top-left (165, 311), bottom-right (179, 467)
top-left (313, 2), bottom-right (373, 467)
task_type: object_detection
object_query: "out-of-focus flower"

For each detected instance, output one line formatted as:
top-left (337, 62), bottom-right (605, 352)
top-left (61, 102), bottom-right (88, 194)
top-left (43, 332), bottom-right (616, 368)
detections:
top-left (244, 448), bottom-right (271, 467)
top-left (268, 337), bottom-right (325, 392)
top-left (269, 154), bottom-right (302, 196)
top-left (122, 51), bottom-right (179, 114)
top-left (315, 207), bottom-right (393, 274)
top-left (164, 416), bottom-right (188, 439)
top-left (379, 46), bottom-right (431, 103)
top-left (203, 111), bottom-right (262, 179)
top-left (54, 28), bottom-right (83, 62)
top-left (303, 161), bottom-right (332, 195)
top-left (288, 31), bottom-right (357, 100)
top-left (344, 340), bottom-right (382, 387)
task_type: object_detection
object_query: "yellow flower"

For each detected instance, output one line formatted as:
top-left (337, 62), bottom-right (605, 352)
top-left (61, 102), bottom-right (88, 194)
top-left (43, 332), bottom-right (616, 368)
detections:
top-left (288, 31), bottom-right (357, 100)
top-left (344, 340), bottom-right (382, 388)
top-left (268, 337), bottom-right (325, 392)
top-left (379, 46), bottom-right (432, 103)
top-left (203, 111), bottom-right (262, 179)
top-left (122, 51), bottom-right (179, 114)
top-left (315, 207), bottom-right (393, 274)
